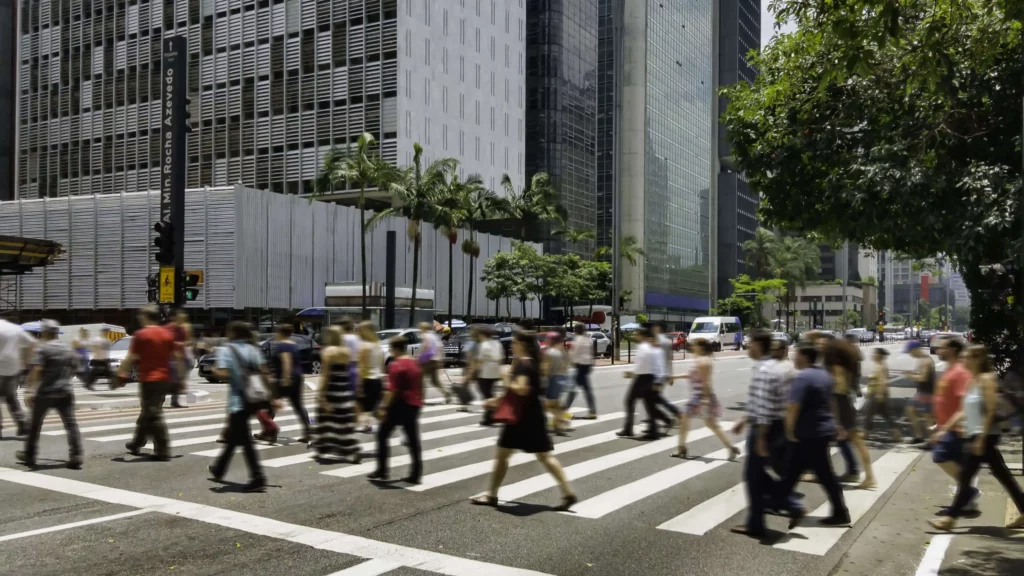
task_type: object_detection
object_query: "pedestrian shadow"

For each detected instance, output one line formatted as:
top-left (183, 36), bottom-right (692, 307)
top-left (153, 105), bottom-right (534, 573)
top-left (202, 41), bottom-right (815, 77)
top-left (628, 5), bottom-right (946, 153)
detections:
top-left (209, 481), bottom-right (281, 493)
top-left (928, 506), bottom-right (982, 520)
top-left (366, 479), bottom-right (407, 491)
top-left (490, 501), bottom-right (558, 518)
top-left (11, 460), bottom-right (74, 471)
top-left (110, 455), bottom-right (184, 463)
top-left (933, 537), bottom-right (1024, 576)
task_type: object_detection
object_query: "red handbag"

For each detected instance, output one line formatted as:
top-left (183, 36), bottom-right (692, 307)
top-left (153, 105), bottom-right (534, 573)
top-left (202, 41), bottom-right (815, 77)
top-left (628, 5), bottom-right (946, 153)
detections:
top-left (493, 393), bottom-right (524, 425)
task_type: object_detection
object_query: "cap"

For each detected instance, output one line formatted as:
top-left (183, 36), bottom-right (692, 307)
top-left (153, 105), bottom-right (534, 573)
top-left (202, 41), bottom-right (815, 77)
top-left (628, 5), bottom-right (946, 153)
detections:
top-left (40, 319), bottom-right (60, 333)
top-left (904, 340), bottom-right (922, 353)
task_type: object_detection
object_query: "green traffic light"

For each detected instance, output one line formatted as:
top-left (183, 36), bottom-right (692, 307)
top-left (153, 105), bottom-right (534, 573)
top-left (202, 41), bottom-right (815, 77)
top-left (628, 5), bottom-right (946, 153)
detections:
top-left (185, 288), bottom-right (199, 301)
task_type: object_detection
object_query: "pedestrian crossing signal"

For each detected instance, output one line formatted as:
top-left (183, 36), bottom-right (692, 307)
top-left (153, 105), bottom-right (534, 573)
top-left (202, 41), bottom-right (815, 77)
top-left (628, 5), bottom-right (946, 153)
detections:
top-left (183, 271), bottom-right (201, 302)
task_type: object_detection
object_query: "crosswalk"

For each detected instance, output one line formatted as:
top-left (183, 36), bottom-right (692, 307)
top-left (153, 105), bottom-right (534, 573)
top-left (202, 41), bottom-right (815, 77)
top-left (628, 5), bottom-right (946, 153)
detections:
top-left (35, 392), bottom-right (924, 558)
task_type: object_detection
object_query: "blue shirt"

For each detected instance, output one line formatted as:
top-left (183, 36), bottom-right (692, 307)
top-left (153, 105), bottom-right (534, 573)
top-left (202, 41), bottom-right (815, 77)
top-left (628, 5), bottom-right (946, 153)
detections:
top-left (269, 339), bottom-right (303, 384)
top-left (788, 366), bottom-right (836, 439)
top-left (216, 341), bottom-right (266, 413)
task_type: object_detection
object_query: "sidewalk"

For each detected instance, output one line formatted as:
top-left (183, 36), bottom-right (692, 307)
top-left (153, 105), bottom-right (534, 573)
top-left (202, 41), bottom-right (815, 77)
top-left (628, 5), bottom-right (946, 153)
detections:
top-left (835, 436), bottom-right (1023, 576)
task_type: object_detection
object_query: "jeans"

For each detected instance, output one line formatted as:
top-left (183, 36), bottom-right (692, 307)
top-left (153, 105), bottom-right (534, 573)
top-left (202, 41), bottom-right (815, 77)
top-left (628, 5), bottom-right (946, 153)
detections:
top-left (948, 435), bottom-right (1024, 518)
top-left (23, 392), bottom-right (81, 462)
top-left (212, 409), bottom-right (265, 483)
top-left (779, 437), bottom-right (849, 519)
top-left (565, 364), bottom-right (596, 414)
top-left (744, 426), bottom-right (777, 534)
top-left (838, 438), bottom-right (858, 476)
top-left (0, 374), bottom-right (26, 432)
top-left (273, 376), bottom-right (310, 438)
top-left (622, 374), bottom-right (658, 436)
top-left (376, 402), bottom-right (422, 480)
top-left (130, 381), bottom-right (170, 456)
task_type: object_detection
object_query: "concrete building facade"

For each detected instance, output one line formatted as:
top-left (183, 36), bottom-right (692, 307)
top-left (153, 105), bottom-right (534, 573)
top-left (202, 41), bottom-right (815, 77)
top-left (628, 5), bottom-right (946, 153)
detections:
top-left (15, 0), bottom-right (524, 200)
top-left (0, 0), bottom-right (15, 201)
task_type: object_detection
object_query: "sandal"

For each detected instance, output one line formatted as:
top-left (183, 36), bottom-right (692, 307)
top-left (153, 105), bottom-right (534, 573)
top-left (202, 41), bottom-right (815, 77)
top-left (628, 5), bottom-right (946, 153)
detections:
top-left (670, 447), bottom-right (688, 459)
top-left (555, 494), bottom-right (578, 512)
top-left (470, 494), bottom-right (498, 507)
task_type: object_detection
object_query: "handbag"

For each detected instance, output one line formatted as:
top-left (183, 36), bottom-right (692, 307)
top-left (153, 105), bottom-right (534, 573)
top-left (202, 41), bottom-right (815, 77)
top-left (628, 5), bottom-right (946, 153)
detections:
top-left (493, 393), bottom-right (524, 425)
top-left (228, 343), bottom-right (271, 405)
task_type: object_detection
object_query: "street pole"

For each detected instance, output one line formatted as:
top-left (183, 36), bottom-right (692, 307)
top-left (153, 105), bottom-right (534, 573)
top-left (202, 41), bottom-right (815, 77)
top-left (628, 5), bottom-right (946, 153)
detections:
top-left (841, 241), bottom-right (848, 332)
top-left (609, 0), bottom-right (624, 365)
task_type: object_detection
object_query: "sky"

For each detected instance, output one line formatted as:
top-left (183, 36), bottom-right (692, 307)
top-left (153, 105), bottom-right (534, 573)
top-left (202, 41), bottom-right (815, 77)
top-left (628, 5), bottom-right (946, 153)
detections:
top-left (761, 0), bottom-right (797, 47)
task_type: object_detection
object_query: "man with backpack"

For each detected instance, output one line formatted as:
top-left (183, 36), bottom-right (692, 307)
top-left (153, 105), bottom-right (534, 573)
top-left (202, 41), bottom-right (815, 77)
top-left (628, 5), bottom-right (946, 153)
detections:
top-left (208, 321), bottom-right (268, 492)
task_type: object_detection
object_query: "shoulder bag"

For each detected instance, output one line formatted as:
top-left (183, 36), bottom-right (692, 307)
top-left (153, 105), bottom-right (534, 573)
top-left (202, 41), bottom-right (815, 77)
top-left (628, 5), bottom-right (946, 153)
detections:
top-left (228, 343), bottom-right (271, 405)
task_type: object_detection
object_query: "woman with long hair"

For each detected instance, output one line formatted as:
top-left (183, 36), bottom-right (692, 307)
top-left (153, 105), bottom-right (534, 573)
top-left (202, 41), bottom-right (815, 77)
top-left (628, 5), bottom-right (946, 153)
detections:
top-left (356, 321), bottom-right (385, 433)
top-left (675, 339), bottom-right (738, 460)
top-left (470, 331), bottom-right (576, 510)
top-left (929, 345), bottom-right (1024, 530)
top-left (310, 326), bottom-right (361, 464)
top-left (824, 338), bottom-right (875, 489)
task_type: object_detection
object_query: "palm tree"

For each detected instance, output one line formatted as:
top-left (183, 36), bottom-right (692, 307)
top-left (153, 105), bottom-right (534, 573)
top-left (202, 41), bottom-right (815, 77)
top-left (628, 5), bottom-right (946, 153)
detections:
top-left (772, 237), bottom-right (821, 330)
top-left (457, 181), bottom-right (501, 320)
top-left (434, 171), bottom-right (481, 329)
top-left (367, 144), bottom-right (457, 327)
top-left (555, 226), bottom-right (597, 254)
top-left (314, 133), bottom-right (398, 319)
top-left (496, 172), bottom-right (567, 242)
top-left (595, 235), bottom-right (645, 266)
top-left (742, 228), bottom-right (777, 280)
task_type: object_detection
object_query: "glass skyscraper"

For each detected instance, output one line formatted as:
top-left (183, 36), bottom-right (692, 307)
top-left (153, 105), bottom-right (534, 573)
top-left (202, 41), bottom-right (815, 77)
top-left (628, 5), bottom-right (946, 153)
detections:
top-left (598, 0), bottom-right (714, 324)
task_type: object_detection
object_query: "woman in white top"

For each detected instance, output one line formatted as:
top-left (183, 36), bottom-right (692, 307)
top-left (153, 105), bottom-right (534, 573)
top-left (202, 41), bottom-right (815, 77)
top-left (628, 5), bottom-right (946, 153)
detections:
top-left (356, 321), bottom-right (386, 433)
top-left (929, 345), bottom-right (1024, 530)
top-left (564, 323), bottom-right (597, 419)
top-left (542, 331), bottom-right (571, 434)
top-left (471, 326), bottom-right (505, 426)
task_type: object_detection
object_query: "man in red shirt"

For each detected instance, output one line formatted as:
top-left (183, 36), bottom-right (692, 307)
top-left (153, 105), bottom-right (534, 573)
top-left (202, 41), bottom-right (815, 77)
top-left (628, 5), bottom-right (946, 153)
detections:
top-left (117, 306), bottom-right (181, 461)
top-left (369, 336), bottom-right (423, 484)
top-left (928, 337), bottom-right (978, 508)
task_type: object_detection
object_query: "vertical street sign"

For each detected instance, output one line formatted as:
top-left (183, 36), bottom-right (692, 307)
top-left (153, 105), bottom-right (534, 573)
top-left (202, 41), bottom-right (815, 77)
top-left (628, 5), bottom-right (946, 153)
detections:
top-left (159, 266), bottom-right (175, 303)
top-left (162, 36), bottom-right (187, 306)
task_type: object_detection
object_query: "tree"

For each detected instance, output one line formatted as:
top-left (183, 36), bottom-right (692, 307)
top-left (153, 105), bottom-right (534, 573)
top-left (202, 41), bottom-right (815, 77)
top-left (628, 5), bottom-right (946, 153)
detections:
top-left (842, 309), bottom-right (862, 330)
top-left (771, 237), bottom-right (821, 330)
top-left (727, 1), bottom-right (1023, 369)
top-left (580, 260), bottom-right (613, 323)
top-left (555, 226), bottom-right (597, 252)
top-left (367, 144), bottom-right (457, 327)
top-left (742, 228), bottom-right (778, 280)
top-left (711, 296), bottom-right (756, 328)
top-left (314, 133), bottom-right (399, 319)
top-left (729, 274), bottom-right (788, 328)
top-left (482, 251), bottom-right (519, 319)
top-left (455, 177), bottom-right (501, 320)
top-left (497, 172), bottom-right (567, 242)
top-left (954, 306), bottom-right (972, 331)
top-left (512, 242), bottom-right (545, 319)
top-left (890, 313), bottom-right (906, 327)
top-left (434, 172), bottom-right (484, 329)
top-left (544, 254), bottom-right (587, 320)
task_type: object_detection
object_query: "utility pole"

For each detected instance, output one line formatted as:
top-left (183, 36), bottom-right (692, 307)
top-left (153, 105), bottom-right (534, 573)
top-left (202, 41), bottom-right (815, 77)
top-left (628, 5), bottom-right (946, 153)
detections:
top-left (841, 242), bottom-right (849, 331)
top-left (610, 0), bottom-right (623, 365)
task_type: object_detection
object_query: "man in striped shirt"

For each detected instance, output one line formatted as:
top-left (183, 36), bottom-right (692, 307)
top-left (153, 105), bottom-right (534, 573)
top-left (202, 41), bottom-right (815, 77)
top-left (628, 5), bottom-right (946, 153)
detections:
top-left (731, 330), bottom-right (788, 537)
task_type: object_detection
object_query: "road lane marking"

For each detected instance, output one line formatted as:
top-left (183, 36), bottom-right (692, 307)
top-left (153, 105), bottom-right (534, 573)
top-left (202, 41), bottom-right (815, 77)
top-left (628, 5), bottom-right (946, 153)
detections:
top-left (567, 442), bottom-right (747, 519)
top-left (90, 415), bottom-right (302, 441)
top-left (774, 449), bottom-right (920, 554)
top-left (327, 558), bottom-right (403, 575)
top-left (914, 534), bottom-right (952, 576)
top-left (0, 468), bottom-right (553, 576)
top-left (471, 424), bottom-right (732, 503)
top-left (656, 446), bottom-right (840, 535)
top-left (0, 510), bottom-right (150, 542)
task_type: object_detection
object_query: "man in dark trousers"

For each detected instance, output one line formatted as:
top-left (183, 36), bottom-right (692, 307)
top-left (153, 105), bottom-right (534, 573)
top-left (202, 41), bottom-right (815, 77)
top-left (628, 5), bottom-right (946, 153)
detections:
top-left (778, 344), bottom-right (851, 528)
top-left (369, 336), bottom-right (424, 484)
top-left (117, 305), bottom-right (181, 461)
top-left (17, 320), bottom-right (83, 469)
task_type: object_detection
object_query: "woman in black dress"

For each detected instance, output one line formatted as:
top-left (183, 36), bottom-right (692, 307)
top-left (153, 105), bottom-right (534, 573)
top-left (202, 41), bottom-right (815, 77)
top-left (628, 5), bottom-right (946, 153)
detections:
top-left (470, 331), bottom-right (577, 510)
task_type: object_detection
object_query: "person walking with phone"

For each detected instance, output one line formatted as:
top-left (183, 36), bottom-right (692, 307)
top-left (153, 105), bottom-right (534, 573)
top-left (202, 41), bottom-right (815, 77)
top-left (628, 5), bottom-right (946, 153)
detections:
top-left (117, 306), bottom-right (181, 461)
top-left (311, 326), bottom-right (361, 464)
top-left (208, 321), bottom-right (268, 492)
top-left (368, 337), bottom-right (424, 483)
top-left (16, 320), bottom-right (83, 469)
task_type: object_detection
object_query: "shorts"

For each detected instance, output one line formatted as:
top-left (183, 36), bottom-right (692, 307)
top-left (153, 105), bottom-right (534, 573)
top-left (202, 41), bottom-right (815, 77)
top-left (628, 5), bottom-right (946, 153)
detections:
top-left (686, 390), bottom-right (722, 418)
top-left (913, 393), bottom-right (933, 413)
top-left (546, 374), bottom-right (566, 401)
top-left (932, 430), bottom-right (964, 464)
top-left (359, 378), bottom-right (383, 413)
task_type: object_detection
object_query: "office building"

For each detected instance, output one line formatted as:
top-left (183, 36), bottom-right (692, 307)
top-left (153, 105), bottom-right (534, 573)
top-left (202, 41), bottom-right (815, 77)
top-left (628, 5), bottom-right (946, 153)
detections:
top-left (525, 0), bottom-right (598, 256)
top-left (15, 0), bottom-right (524, 199)
top-left (0, 0), bottom-right (15, 201)
top-left (949, 270), bottom-right (970, 308)
top-left (596, 0), bottom-right (715, 326)
top-left (714, 0), bottom-right (759, 299)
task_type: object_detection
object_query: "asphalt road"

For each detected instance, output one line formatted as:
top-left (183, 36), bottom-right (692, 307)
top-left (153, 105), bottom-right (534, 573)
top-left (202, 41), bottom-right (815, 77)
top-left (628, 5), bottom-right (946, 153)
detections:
top-left (1, 343), bottom-right (958, 576)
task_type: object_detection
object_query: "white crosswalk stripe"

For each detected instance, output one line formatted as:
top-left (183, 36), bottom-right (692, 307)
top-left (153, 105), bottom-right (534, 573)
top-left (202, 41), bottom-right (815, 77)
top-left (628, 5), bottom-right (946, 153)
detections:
top-left (56, 396), bottom-right (925, 559)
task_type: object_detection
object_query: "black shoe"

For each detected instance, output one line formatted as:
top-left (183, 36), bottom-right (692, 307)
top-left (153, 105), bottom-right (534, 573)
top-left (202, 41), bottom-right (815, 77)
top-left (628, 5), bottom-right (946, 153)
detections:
top-left (84, 383), bottom-right (96, 391)
top-left (820, 514), bottom-right (851, 526)
top-left (16, 422), bottom-right (27, 436)
top-left (367, 471), bottom-right (389, 481)
top-left (15, 451), bottom-right (35, 467)
top-left (208, 464), bottom-right (223, 481)
top-left (400, 477), bottom-right (422, 485)
top-left (125, 442), bottom-right (141, 456)
top-left (616, 430), bottom-right (634, 438)
top-left (242, 479), bottom-right (267, 493)
top-left (788, 507), bottom-right (807, 530)
top-left (641, 433), bottom-right (661, 440)
top-left (67, 458), bottom-right (83, 470)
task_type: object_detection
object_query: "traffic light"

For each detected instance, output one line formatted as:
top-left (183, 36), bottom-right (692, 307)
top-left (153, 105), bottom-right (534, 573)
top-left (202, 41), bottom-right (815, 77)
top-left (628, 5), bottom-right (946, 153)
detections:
top-left (153, 221), bottom-right (175, 266)
top-left (146, 273), bottom-right (159, 303)
top-left (878, 310), bottom-right (884, 323)
top-left (182, 271), bottom-right (201, 301)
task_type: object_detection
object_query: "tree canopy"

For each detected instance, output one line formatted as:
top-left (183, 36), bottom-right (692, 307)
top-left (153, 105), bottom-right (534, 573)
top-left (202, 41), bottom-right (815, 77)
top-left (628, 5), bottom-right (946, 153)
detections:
top-left (727, 1), bottom-right (1023, 367)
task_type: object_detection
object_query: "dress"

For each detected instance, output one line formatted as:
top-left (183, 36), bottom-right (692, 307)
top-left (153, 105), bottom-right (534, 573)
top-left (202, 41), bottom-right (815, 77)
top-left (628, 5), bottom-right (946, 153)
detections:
top-left (312, 355), bottom-right (360, 461)
top-left (498, 359), bottom-right (554, 454)
top-left (833, 369), bottom-right (858, 430)
top-left (685, 360), bottom-right (722, 418)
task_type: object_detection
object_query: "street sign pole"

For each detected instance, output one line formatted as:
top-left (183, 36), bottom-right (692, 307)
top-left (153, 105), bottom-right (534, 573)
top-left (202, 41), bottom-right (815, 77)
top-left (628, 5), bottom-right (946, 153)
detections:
top-left (161, 36), bottom-right (188, 308)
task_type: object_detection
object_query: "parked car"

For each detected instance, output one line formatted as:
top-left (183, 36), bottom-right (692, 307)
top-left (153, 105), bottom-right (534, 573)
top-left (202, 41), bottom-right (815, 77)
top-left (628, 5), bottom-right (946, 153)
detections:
top-left (770, 331), bottom-right (792, 346)
top-left (929, 331), bottom-right (964, 355)
top-left (443, 323), bottom-right (516, 366)
top-left (563, 331), bottom-right (612, 358)
top-left (845, 328), bottom-right (874, 343)
top-left (376, 328), bottom-right (423, 365)
top-left (666, 331), bottom-right (687, 351)
top-left (107, 337), bottom-right (135, 382)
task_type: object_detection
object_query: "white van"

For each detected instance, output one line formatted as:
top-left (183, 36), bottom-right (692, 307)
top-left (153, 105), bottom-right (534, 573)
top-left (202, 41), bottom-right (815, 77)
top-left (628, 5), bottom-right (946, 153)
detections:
top-left (688, 316), bottom-right (744, 351)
